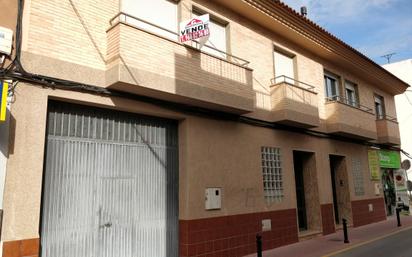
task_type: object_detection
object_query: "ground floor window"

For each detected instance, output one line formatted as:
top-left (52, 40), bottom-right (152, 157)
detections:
top-left (261, 146), bottom-right (283, 203)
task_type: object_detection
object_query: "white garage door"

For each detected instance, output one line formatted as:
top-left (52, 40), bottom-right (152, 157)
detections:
top-left (40, 101), bottom-right (179, 257)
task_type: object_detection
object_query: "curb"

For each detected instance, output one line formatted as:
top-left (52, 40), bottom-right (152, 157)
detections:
top-left (322, 226), bottom-right (412, 257)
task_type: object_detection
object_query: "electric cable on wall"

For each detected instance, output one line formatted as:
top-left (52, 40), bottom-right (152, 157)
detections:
top-left (0, 0), bottom-right (411, 157)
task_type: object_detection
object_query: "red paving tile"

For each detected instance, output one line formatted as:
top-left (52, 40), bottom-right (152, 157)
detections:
top-left (245, 215), bottom-right (412, 257)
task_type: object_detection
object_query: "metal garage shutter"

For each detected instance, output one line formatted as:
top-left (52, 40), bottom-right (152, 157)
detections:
top-left (40, 101), bottom-right (179, 257)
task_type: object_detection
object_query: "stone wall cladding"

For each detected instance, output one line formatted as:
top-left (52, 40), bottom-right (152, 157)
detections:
top-left (321, 204), bottom-right (335, 235)
top-left (179, 209), bottom-right (298, 257)
top-left (351, 198), bottom-right (386, 227)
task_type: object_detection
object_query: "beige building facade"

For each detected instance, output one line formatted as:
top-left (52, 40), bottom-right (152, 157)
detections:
top-left (0, 1), bottom-right (408, 257)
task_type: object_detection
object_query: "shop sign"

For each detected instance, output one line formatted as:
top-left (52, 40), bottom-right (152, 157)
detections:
top-left (379, 150), bottom-right (400, 169)
top-left (368, 149), bottom-right (380, 181)
top-left (179, 14), bottom-right (210, 43)
top-left (394, 169), bottom-right (410, 214)
top-left (394, 169), bottom-right (407, 191)
top-left (0, 80), bottom-right (8, 122)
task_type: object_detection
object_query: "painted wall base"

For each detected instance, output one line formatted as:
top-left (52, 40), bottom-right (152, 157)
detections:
top-left (3, 238), bottom-right (39, 257)
top-left (179, 209), bottom-right (298, 257)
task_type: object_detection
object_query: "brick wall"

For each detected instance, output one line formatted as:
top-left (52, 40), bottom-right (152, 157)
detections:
top-left (107, 23), bottom-right (253, 100)
top-left (27, 0), bottom-right (118, 69)
top-left (376, 119), bottom-right (400, 145)
top-left (321, 204), bottom-right (335, 235)
top-left (179, 209), bottom-right (298, 257)
top-left (24, 0), bottom-right (399, 126)
top-left (270, 82), bottom-right (319, 126)
top-left (351, 198), bottom-right (386, 227)
top-left (324, 101), bottom-right (378, 140)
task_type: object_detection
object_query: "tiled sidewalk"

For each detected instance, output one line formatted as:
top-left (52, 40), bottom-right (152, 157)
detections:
top-left (246, 215), bottom-right (412, 257)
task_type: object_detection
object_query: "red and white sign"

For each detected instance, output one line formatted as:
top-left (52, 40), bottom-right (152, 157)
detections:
top-left (179, 14), bottom-right (210, 43)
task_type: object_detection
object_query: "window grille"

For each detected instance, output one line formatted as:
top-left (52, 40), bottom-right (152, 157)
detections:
top-left (261, 147), bottom-right (283, 203)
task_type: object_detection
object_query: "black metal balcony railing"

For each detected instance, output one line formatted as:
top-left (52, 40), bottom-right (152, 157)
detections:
top-left (109, 12), bottom-right (250, 67)
top-left (270, 75), bottom-right (317, 94)
top-left (325, 95), bottom-right (374, 114)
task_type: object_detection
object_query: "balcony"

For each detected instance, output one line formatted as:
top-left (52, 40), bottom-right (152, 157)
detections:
top-left (376, 115), bottom-right (400, 145)
top-left (324, 96), bottom-right (377, 140)
top-left (270, 76), bottom-right (319, 128)
top-left (105, 13), bottom-right (254, 114)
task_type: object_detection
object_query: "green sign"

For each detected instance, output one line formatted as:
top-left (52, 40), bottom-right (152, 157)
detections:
top-left (368, 150), bottom-right (380, 181)
top-left (379, 150), bottom-right (400, 169)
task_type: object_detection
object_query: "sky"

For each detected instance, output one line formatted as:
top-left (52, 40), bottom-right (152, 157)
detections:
top-left (281, 0), bottom-right (412, 65)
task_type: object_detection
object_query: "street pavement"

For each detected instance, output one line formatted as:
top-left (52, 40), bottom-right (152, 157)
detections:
top-left (331, 228), bottom-right (412, 257)
top-left (245, 215), bottom-right (412, 257)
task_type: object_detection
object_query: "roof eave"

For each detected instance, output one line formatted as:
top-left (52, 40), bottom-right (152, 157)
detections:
top-left (213, 0), bottom-right (410, 94)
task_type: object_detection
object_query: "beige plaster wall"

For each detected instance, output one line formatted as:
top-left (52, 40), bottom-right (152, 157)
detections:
top-left (1, 84), bottom-right (186, 241)
top-left (2, 84), bottom-right (382, 241)
top-left (3, 0), bottom-right (391, 242)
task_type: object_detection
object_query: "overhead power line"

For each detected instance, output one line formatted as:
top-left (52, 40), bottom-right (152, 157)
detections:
top-left (1, 0), bottom-right (412, 159)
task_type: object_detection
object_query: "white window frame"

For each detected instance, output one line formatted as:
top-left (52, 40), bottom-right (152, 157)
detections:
top-left (374, 95), bottom-right (385, 119)
top-left (192, 9), bottom-right (228, 59)
top-left (345, 81), bottom-right (358, 107)
top-left (120, 0), bottom-right (179, 41)
top-left (273, 48), bottom-right (295, 84)
top-left (324, 72), bottom-right (340, 101)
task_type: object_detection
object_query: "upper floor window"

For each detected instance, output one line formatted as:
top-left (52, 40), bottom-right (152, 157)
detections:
top-left (121, 0), bottom-right (178, 40)
top-left (345, 81), bottom-right (358, 107)
top-left (193, 10), bottom-right (227, 59)
top-left (374, 94), bottom-right (385, 119)
top-left (324, 72), bottom-right (339, 100)
top-left (273, 49), bottom-right (295, 84)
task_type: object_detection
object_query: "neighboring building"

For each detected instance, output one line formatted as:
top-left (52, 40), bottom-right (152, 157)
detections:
top-left (0, 1), bottom-right (409, 257)
top-left (383, 59), bottom-right (412, 176)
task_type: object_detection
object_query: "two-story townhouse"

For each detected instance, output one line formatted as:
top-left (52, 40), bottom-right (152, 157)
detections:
top-left (0, 0), bottom-right (409, 257)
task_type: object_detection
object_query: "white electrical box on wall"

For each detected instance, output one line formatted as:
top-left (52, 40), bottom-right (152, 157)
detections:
top-left (262, 219), bottom-right (272, 231)
top-left (374, 183), bottom-right (380, 196)
top-left (205, 188), bottom-right (221, 210)
top-left (0, 26), bottom-right (13, 56)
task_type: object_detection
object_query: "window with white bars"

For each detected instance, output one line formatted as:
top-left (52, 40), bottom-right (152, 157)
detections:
top-left (261, 147), bottom-right (283, 203)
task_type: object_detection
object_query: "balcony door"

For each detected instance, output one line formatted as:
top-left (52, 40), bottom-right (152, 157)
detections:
top-left (374, 95), bottom-right (385, 119)
top-left (324, 73), bottom-right (339, 101)
top-left (121, 0), bottom-right (178, 40)
top-left (274, 49), bottom-right (295, 84)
